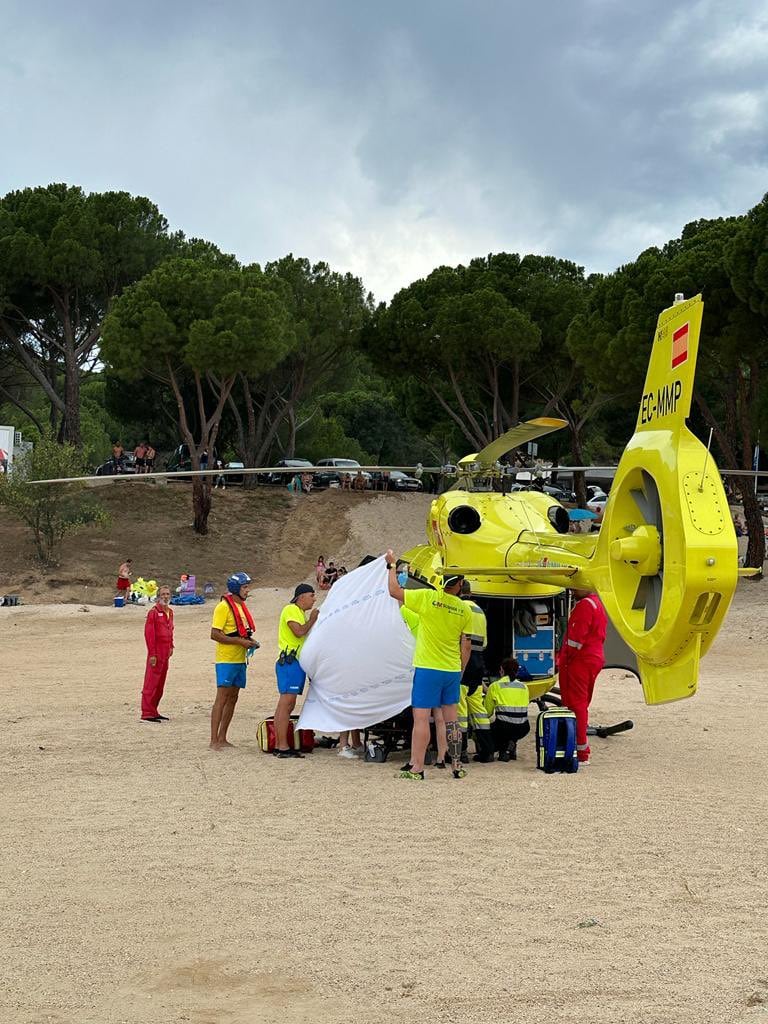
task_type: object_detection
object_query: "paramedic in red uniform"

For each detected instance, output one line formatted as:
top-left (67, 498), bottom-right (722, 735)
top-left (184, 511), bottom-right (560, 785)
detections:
top-left (559, 588), bottom-right (607, 765)
top-left (140, 585), bottom-right (174, 722)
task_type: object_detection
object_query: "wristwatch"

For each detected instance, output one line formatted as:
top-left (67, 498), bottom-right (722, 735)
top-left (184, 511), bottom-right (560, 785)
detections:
top-left (387, 562), bottom-right (394, 570)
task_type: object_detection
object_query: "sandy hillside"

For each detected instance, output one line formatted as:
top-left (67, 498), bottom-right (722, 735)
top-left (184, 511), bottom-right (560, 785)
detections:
top-left (0, 484), bottom-right (433, 604)
top-left (2, 482), bottom-right (768, 1024)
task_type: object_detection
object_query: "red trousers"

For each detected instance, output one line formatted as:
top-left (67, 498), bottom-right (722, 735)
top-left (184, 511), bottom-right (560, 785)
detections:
top-left (141, 651), bottom-right (170, 718)
top-left (559, 657), bottom-right (601, 761)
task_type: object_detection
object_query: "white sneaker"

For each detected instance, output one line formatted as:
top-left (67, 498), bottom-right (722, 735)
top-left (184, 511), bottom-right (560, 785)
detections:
top-left (338, 746), bottom-right (357, 759)
top-left (579, 759), bottom-right (591, 767)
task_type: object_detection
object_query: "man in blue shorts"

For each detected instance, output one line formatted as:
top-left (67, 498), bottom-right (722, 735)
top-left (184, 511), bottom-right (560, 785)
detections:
top-left (273, 583), bottom-right (319, 759)
top-left (386, 549), bottom-right (472, 780)
top-left (209, 571), bottom-right (260, 750)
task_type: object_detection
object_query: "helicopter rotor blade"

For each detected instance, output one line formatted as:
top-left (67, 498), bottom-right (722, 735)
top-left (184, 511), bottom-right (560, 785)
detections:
top-left (644, 573), bottom-right (663, 630)
top-left (631, 576), bottom-right (649, 611)
top-left (471, 418), bottom-right (568, 467)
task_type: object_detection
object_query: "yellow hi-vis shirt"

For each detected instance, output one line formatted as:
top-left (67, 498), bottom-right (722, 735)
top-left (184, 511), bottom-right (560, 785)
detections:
top-left (400, 605), bottom-right (420, 636)
top-left (484, 675), bottom-right (530, 725)
top-left (464, 599), bottom-right (487, 651)
top-left (278, 602), bottom-right (308, 656)
top-left (403, 587), bottom-right (473, 672)
top-left (211, 599), bottom-right (247, 664)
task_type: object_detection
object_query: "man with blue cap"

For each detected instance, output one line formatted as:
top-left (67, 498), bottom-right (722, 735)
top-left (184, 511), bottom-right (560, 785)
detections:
top-left (209, 571), bottom-right (260, 750)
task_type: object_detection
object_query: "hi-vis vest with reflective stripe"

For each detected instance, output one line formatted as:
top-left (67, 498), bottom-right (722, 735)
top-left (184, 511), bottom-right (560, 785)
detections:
top-left (485, 675), bottom-right (530, 725)
top-left (465, 600), bottom-right (487, 652)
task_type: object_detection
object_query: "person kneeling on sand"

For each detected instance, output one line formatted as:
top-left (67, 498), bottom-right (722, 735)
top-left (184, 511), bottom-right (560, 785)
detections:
top-left (140, 585), bottom-right (174, 723)
top-left (273, 583), bottom-right (319, 759)
top-left (209, 572), bottom-right (260, 750)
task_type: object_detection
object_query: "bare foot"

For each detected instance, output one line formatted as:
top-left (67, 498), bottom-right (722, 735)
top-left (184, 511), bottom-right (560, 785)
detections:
top-left (209, 741), bottom-right (223, 750)
top-left (219, 740), bottom-right (235, 748)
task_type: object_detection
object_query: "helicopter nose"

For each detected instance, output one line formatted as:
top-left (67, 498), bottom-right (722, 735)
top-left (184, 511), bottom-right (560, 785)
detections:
top-left (447, 505), bottom-right (482, 534)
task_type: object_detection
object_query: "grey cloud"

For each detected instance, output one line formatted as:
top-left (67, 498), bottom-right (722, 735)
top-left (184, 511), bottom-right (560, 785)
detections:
top-left (1, 0), bottom-right (766, 300)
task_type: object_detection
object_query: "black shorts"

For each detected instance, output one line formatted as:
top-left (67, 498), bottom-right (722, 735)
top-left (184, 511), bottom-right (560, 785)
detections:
top-left (462, 651), bottom-right (486, 691)
top-left (135, 458), bottom-right (146, 467)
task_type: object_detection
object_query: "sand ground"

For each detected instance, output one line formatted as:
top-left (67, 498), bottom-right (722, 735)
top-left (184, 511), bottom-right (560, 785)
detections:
top-left (2, 494), bottom-right (768, 1024)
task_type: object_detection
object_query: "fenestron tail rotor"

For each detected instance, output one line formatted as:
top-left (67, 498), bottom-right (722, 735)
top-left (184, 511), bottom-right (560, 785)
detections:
top-left (628, 470), bottom-right (664, 631)
top-left (577, 295), bottom-right (740, 705)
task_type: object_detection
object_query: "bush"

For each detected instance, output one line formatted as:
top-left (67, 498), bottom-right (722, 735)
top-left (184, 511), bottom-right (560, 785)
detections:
top-left (0, 435), bottom-right (109, 565)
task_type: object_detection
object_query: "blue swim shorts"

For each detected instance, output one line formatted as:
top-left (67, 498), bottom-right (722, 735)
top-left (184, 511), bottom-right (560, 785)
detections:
top-left (215, 663), bottom-right (247, 689)
top-left (276, 658), bottom-right (307, 695)
top-left (411, 667), bottom-right (462, 709)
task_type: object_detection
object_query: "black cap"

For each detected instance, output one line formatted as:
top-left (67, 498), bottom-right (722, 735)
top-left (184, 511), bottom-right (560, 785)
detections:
top-left (292, 583), bottom-right (315, 602)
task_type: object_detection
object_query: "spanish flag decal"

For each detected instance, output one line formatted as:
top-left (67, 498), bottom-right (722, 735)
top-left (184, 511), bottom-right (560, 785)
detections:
top-left (672, 322), bottom-right (689, 369)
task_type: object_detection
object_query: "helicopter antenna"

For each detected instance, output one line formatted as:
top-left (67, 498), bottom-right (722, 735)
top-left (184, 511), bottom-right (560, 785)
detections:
top-left (698, 427), bottom-right (714, 493)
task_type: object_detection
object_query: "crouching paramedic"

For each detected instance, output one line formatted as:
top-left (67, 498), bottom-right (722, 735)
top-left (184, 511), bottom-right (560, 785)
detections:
top-left (140, 584), bottom-right (174, 722)
top-left (484, 656), bottom-right (530, 761)
top-left (458, 580), bottom-right (493, 763)
top-left (209, 572), bottom-right (260, 750)
top-left (273, 583), bottom-right (319, 759)
top-left (558, 588), bottom-right (607, 765)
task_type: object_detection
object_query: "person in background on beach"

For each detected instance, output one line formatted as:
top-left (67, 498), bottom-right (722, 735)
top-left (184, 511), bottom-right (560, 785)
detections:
top-left (145, 443), bottom-right (156, 473)
top-left (116, 559), bottom-right (132, 600)
top-left (133, 440), bottom-right (147, 474)
top-left (111, 441), bottom-right (125, 473)
top-left (209, 572), bottom-right (260, 750)
top-left (141, 585), bottom-right (174, 723)
top-left (273, 583), bottom-right (319, 759)
top-left (315, 556), bottom-right (326, 584)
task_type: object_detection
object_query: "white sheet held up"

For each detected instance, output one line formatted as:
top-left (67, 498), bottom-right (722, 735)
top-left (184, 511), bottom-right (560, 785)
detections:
top-left (297, 557), bottom-right (414, 731)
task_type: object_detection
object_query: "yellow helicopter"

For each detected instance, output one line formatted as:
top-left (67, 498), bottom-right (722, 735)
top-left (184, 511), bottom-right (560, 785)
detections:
top-left (403, 293), bottom-right (751, 706)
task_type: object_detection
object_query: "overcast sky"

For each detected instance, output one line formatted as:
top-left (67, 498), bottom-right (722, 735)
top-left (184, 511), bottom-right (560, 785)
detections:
top-left (2, 0), bottom-right (767, 300)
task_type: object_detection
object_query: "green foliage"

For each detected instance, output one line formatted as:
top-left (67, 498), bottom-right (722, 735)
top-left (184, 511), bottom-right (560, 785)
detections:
top-left (0, 434), bottom-right (109, 565)
top-left (369, 254), bottom-right (587, 450)
top-left (298, 411), bottom-right (371, 464)
top-left (102, 258), bottom-right (294, 383)
top-left (0, 184), bottom-right (174, 444)
top-left (319, 387), bottom-right (430, 464)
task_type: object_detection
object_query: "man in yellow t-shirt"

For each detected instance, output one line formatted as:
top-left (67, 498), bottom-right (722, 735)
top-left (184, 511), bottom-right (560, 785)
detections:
top-left (273, 583), bottom-right (319, 759)
top-left (209, 571), bottom-right (260, 750)
top-left (386, 548), bottom-right (472, 780)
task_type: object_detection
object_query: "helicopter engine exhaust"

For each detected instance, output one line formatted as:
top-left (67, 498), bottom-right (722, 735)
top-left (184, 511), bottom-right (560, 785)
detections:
top-left (547, 505), bottom-right (570, 534)
top-left (447, 505), bottom-right (482, 535)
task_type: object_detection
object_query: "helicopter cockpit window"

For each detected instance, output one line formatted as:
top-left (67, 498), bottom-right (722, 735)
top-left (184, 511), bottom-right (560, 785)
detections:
top-left (547, 504), bottom-right (570, 534)
top-left (447, 505), bottom-right (482, 535)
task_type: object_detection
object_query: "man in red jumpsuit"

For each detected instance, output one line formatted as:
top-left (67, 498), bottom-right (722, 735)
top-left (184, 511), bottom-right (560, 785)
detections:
top-left (141, 585), bottom-right (174, 722)
top-left (559, 588), bottom-right (607, 765)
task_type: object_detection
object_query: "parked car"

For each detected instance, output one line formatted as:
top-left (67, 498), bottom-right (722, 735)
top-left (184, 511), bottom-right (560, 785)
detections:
top-left (165, 444), bottom-right (218, 475)
top-left (225, 461), bottom-right (245, 485)
top-left (370, 469), bottom-right (423, 492)
top-left (315, 458), bottom-right (372, 488)
top-left (95, 452), bottom-right (137, 476)
top-left (263, 458), bottom-right (314, 485)
top-left (587, 495), bottom-right (608, 520)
